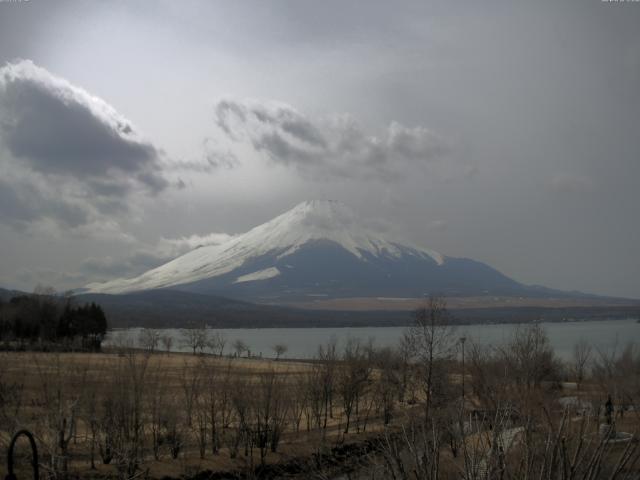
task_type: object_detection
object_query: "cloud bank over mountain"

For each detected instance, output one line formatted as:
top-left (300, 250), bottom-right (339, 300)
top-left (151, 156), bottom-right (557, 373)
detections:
top-left (214, 98), bottom-right (454, 181)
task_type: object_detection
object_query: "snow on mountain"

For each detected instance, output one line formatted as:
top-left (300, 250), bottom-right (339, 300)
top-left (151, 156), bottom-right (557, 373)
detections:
top-left (234, 267), bottom-right (281, 284)
top-left (85, 200), bottom-right (443, 294)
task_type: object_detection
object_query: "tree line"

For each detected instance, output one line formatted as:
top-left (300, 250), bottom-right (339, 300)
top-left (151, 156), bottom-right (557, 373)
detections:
top-left (0, 287), bottom-right (108, 350)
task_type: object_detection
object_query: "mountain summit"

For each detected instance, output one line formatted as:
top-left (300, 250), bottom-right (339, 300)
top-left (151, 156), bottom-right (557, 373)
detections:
top-left (221, 199), bottom-right (443, 263)
top-left (85, 200), bottom-right (525, 300)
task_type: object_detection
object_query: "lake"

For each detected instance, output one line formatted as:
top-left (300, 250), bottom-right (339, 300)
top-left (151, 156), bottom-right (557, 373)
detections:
top-left (105, 318), bottom-right (639, 361)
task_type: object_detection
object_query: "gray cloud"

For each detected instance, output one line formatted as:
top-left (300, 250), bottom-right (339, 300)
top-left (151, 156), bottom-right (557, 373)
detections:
top-left (80, 232), bottom-right (234, 280)
top-left (0, 60), bottom-right (169, 230)
top-left (0, 175), bottom-right (89, 229)
top-left (156, 232), bottom-right (236, 257)
top-left (169, 139), bottom-right (239, 173)
top-left (548, 174), bottom-right (596, 195)
top-left (14, 268), bottom-right (88, 293)
top-left (214, 98), bottom-right (454, 181)
top-left (203, 148), bottom-right (239, 171)
top-left (81, 251), bottom-right (167, 278)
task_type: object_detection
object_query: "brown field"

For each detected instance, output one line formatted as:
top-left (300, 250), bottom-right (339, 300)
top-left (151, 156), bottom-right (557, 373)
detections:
top-left (0, 349), bottom-right (403, 479)
top-left (1, 322), bottom-right (638, 480)
top-left (283, 295), bottom-right (640, 311)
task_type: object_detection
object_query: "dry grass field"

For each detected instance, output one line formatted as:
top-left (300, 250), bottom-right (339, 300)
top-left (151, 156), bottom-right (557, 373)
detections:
top-left (1, 319), bottom-right (638, 480)
top-left (285, 295), bottom-right (640, 311)
top-left (0, 349), bottom-right (403, 479)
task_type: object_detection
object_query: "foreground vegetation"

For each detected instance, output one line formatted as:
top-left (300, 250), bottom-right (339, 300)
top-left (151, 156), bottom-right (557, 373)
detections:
top-left (0, 288), bottom-right (107, 351)
top-left (0, 298), bottom-right (638, 479)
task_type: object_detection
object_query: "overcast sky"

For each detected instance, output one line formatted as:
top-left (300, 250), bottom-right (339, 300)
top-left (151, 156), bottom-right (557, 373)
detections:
top-left (0, 0), bottom-right (639, 298)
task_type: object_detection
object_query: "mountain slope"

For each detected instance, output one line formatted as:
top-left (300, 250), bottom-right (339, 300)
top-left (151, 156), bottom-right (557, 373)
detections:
top-left (85, 200), bottom-right (531, 301)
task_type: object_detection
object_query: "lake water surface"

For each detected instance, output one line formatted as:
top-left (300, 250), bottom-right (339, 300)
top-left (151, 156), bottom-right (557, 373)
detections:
top-left (105, 318), bottom-right (639, 360)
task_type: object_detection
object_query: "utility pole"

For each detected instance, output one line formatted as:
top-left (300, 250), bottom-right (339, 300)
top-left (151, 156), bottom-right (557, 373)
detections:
top-left (460, 336), bottom-right (466, 406)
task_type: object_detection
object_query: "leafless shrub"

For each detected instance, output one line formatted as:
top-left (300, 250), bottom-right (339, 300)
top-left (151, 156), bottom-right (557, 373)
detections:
top-left (272, 343), bottom-right (288, 361)
top-left (33, 353), bottom-right (89, 480)
top-left (138, 328), bottom-right (160, 354)
top-left (0, 353), bottom-right (26, 447)
top-left (160, 334), bottom-right (173, 354)
top-left (206, 331), bottom-right (226, 356)
top-left (100, 352), bottom-right (150, 479)
top-left (181, 326), bottom-right (209, 355)
top-left (233, 339), bottom-right (249, 358)
top-left (146, 360), bottom-right (169, 460)
top-left (593, 342), bottom-right (640, 421)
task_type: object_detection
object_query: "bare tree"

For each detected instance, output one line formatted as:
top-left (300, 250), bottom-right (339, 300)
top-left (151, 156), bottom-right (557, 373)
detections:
top-left (372, 347), bottom-right (402, 425)
top-left (146, 360), bottom-right (169, 460)
top-left (289, 373), bottom-right (309, 433)
top-left (272, 343), bottom-right (288, 360)
top-left (467, 342), bottom-right (511, 412)
top-left (160, 334), bottom-right (173, 354)
top-left (405, 296), bottom-right (456, 421)
top-left (101, 352), bottom-right (150, 479)
top-left (379, 414), bottom-right (446, 480)
top-left (317, 337), bottom-right (338, 432)
top-left (202, 358), bottom-right (233, 455)
top-left (138, 328), bottom-right (160, 353)
top-left (228, 376), bottom-right (250, 459)
top-left (34, 354), bottom-right (89, 480)
top-left (233, 338), bottom-right (248, 358)
top-left (181, 326), bottom-right (209, 355)
top-left (180, 359), bottom-right (202, 427)
top-left (571, 337), bottom-right (592, 390)
top-left (207, 330), bottom-right (226, 356)
top-left (249, 369), bottom-right (289, 465)
top-left (501, 323), bottom-right (559, 390)
top-left (396, 336), bottom-right (413, 403)
top-left (193, 360), bottom-right (209, 459)
top-left (306, 365), bottom-right (325, 431)
top-left (337, 338), bottom-right (371, 433)
top-left (81, 364), bottom-right (108, 471)
top-left (380, 404), bottom-right (640, 480)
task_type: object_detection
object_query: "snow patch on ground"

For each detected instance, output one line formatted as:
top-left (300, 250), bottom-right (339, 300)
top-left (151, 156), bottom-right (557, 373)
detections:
top-left (234, 267), bottom-right (281, 284)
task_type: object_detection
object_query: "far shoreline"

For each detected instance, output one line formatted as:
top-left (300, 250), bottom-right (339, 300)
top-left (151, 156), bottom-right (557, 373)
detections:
top-left (107, 316), bottom-right (640, 331)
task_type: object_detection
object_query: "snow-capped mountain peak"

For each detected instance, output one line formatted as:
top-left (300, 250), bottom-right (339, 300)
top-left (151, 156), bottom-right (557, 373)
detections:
top-left (85, 200), bottom-right (444, 294)
top-left (241, 199), bottom-right (440, 261)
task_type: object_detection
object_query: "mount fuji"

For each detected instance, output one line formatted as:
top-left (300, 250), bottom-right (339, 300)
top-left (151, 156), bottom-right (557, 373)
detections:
top-left (85, 200), bottom-right (540, 302)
